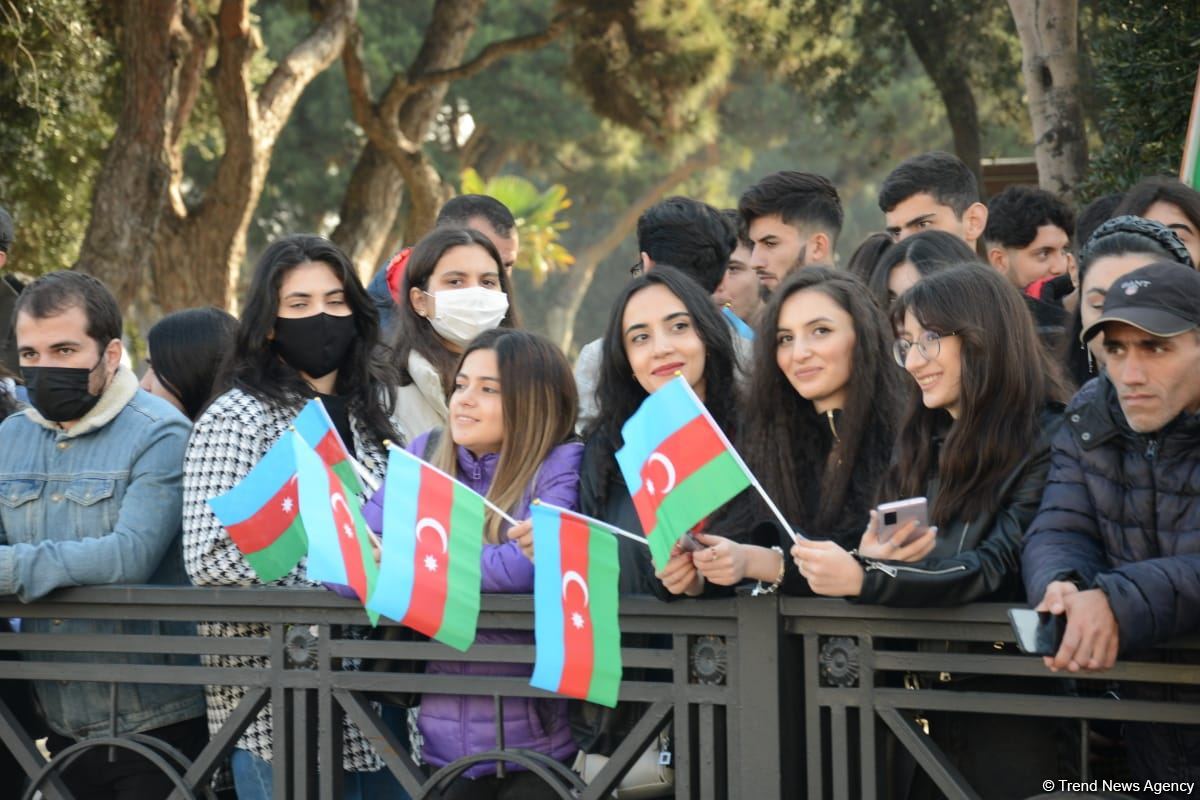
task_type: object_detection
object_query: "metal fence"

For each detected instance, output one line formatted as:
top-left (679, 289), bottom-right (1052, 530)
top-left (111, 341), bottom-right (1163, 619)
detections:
top-left (0, 587), bottom-right (1195, 799)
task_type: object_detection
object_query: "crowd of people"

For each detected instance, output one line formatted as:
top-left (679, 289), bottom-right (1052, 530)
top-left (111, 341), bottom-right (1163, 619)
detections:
top-left (0, 150), bottom-right (1197, 799)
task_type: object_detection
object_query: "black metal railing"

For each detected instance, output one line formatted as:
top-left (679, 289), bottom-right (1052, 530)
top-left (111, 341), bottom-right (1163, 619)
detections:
top-left (0, 587), bottom-right (1195, 799)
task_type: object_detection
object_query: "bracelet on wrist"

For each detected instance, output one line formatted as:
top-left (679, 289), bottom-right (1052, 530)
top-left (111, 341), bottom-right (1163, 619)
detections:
top-left (752, 546), bottom-right (785, 596)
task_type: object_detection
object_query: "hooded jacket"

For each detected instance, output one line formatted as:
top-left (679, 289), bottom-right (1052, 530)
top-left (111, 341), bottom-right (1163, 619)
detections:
top-left (361, 431), bottom-right (583, 779)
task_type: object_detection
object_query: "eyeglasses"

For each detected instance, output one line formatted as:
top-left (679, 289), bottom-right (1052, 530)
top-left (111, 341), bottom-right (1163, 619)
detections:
top-left (630, 260), bottom-right (645, 277)
top-left (892, 331), bottom-right (958, 367)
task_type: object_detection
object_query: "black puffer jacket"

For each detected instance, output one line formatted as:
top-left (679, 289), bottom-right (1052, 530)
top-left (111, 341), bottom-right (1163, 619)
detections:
top-left (854, 405), bottom-right (1065, 607)
top-left (1022, 376), bottom-right (1200, 655)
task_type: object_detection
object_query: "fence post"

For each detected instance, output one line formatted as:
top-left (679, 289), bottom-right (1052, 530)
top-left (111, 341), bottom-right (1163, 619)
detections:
top-left (730, 595), bottom-right (782, 800)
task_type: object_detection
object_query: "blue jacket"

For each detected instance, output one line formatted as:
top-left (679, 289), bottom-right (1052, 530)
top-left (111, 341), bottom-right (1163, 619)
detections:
top-left (1023, 376), bottom-right (1200, 655)
top-left (362, 431), bottom-right (583, 779)
top-left (0, 367), bottom-right (205, 738)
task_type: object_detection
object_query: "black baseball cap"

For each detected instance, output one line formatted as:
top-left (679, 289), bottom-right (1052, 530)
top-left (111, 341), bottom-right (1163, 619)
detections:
top-left (1082, 261), bottom-right (1200, 342)
top-left (0, 206), bottom-right (12, 253)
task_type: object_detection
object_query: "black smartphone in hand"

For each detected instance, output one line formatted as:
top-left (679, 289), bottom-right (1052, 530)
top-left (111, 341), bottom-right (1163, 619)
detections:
top-left (1008, 608), bottom-right (1067, 656)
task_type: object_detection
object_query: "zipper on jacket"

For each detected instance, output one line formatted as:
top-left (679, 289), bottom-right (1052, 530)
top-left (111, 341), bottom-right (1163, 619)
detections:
top-left (1145, 437), bottom-right (1160, 460)
top-left (864, 558), bottom-right (968, 577)
top-left (826, 410), bottom-right (840, 442)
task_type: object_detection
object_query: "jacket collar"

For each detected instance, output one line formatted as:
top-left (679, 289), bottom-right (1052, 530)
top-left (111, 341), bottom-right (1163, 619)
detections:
top-left (24, 365), bottom-right (139, 438)
top-left (1069, 374), bottom-right (1200, 451)
top-left (408, 351), bottom-right (448, 411)
top-left (456, 443), bottom-right (500, 483)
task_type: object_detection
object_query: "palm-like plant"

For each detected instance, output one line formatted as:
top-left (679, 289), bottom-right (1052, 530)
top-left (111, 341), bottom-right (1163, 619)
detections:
top-left (460, 168), bottom-right (574, 286)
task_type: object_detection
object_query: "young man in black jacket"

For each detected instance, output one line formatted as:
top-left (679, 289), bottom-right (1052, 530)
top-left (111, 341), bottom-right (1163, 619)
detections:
top-left (1023, 261), bottom-right (1200, 792)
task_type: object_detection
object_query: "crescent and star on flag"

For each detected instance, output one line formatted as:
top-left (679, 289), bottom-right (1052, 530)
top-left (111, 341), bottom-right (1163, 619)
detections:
top-left (643, 451), bottom-right (677, 497)
top-left (416, 517), bottom-right (449, 573)
top-left (562, 570), bottom-right (589, 631)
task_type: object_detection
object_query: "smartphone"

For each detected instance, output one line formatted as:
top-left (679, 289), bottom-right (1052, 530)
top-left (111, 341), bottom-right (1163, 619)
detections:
top-left (677, 533), bottom-right (704, 553)
top-left (1008, 608), bottom-right (1067, 656)
top-left (876, 497), bottom-right (927, 546)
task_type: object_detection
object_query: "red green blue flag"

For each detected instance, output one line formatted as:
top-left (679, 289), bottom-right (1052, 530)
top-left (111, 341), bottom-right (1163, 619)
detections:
top-left (615, 375), bottom-right (752, 569)
top-left (295, 399), bottom-right (365, 497)
top-left (529, 503), bottom-right (622, 708)
top-left (294, 432), bottom-right (379, 624)
top-left (366, 446), bottom-right (485, 651)
top-left (207, 433), bottom-right (305, 583)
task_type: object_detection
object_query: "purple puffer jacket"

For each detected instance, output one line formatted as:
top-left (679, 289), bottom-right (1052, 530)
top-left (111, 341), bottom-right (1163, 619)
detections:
top-left (360, 432), bottom-right (583, 779)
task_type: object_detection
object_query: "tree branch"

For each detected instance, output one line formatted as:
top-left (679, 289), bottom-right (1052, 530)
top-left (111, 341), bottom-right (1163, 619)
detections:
top-left (378, 8), bottom-right (577, 124)
top-left (341, 25), bottom-right (421, 159)
top-left (256, 0), bottom-right (357, 144)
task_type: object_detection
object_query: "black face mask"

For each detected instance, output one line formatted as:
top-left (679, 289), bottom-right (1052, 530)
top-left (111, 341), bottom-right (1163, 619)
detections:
top-left (272, 313), bottom-right (357, 379)
top-left (22, 357), bottom-right (105, 423)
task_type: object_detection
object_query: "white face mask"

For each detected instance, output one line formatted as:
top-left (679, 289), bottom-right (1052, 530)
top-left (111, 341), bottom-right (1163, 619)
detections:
top-left (424, 286), bottom-right (510, 347)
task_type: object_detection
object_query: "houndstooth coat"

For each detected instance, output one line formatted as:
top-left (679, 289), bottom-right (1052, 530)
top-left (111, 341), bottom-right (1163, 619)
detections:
top-left (182, 387), bottom-right (395, 770)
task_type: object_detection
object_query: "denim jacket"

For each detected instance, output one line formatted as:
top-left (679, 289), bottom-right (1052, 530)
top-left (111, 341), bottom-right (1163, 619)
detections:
top-left (0, 366), bottom-right (205, 739)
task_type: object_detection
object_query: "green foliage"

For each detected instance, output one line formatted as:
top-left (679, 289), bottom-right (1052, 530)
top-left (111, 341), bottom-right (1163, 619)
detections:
top-left (1079, 1), bottom-right (1200, 200)
top-left (0, 0), bottom-right (114, 275)
top-left (461, 167), bottom-right (573, 285)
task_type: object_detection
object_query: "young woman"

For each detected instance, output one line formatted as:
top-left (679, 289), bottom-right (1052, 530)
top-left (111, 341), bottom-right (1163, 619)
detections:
top-left (691, 268), bottom-right (907, 594)
top-left (1061, 215), bottom-right (1193, 385)
top-left (391, 227), bottom-right (517, 442)
top-left (578, 265), bottom-right (740, 599)
top-left (1116, 175), bottom-right (1200, 265)
top-left (182, 234), bottom-right (403, 800)
top-left (793, 264), bottom-right (1073, 798)
top-left (363, 328), bottom-right (581, 800)
top-left (792, 264), bottom-right (1070, 605)
top-left (867, 230), bottom-right (979, 309)
top-left (140, 306), bottom-right (237, 421)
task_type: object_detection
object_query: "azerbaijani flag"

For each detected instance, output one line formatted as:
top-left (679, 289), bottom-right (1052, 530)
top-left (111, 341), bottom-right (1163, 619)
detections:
top-left (615, 375), bottom-right (752, 569)
top-left (1182, 66), bottom-right (1200, 190)
top-left (529, 503), bottom-right (622, 708)
top-left (294, 433), bottom-right (379, 621)
top-left (366, 446), bottom-right (485, 651)
top-left (722, 305), bottom-right (755, 340)
top-left (295, 399), bottom-right (365, 497)
top-left (207, 433), bottom-right (305, 583)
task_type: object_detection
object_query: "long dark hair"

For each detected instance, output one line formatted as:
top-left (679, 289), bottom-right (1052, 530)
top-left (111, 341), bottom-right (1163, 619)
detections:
top-left (1060, 216), bottom-right (1192, 384)
top-left (147, 307), bottom-right (237, 420)
top-left (736, 268), bottom-right (904, 535)
top-left (886, 264), bottom-right (1070, 525)
top-left (390, 227), bottom-right (518, 396)
top-left (868, 230), bottom-right (979, 310)
top-left (585, 265), bottom-right (738, 506)
top-left (226, 234), bottom-right (398, 446)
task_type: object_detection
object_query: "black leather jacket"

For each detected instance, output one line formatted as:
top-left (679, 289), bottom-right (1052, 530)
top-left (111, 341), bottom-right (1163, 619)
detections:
top-left (853, 405), bottom-right (1065, 607)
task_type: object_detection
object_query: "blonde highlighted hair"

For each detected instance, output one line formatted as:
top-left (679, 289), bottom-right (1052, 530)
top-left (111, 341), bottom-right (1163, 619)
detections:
top-left (430, 328), bottom-right (578, 542)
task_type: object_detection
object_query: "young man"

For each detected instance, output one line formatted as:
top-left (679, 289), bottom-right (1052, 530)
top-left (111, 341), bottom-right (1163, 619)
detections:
top-left (368, 194), bottom-right (520, 331)
top-left (983, 185), bottom-right (1075, 292)
top-left (1023, 261), bottom-right (1200, 792)
top-left (738, 171), bottom-right (842, 293)
top-left (878, 151), bottom-right (988, 249)
top-left (0, 271), bottom-right (206, 797)
top-left (713, 209), bottom-right (764, 328)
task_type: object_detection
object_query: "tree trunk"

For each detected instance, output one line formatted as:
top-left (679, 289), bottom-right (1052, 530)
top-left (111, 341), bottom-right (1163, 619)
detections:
top-left (331, 0), bottom-right (485, 277)
top-left (890, 5), bottom-right (984, 194)
top-left (75, 0), bottom-right (191, 308)
top-left (544, 144), bottom-right (720, 353)
top-left (1008, 0), bottom-right (1087, 203)
top-left (77, 0), bottom-right (357, 317)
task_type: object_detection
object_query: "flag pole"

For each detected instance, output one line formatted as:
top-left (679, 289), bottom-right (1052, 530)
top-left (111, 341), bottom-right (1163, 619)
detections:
top-left (533, 499), bottom-right (650, 548)
top-left (384, 440), bottom-right (519, 525)
top-left (676, 376), bottom-right (803, 543)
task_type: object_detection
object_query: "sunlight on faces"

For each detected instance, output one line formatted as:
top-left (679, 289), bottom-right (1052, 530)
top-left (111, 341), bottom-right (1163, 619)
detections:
top-left (1143, 201), bottom-right (1200, 267)
top-left (16, 304), bottom-right (121, 398)
top-left (748, 214), bottom-right (807, 291)
top-left (713, 243), bottom-right (762, 321)
top-left (887, 261), bottom-right (923, 306)
top-left (886, 193), bottom-right (976, 245)
top-left (775, 290), bottom-right (856, 413)
top-left (409, 244), bottom-right (502, 321)
top-left (1002, 224), bottom-right (1072, 289)
top-left (1081, 253), bottom-right (1162, 368)
top-left (900, 310), bottom-right (963, 418)
top-left (449, 348), bottom-right (505, 455)
top-left (276, 261), bottom-right (351, 321)
top-left (622, 284), bottom-right (707, 400)
top-left (139, 364), bottom-right (185, 414)
top-left (1101, 322), bottom-right (1200, 433)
